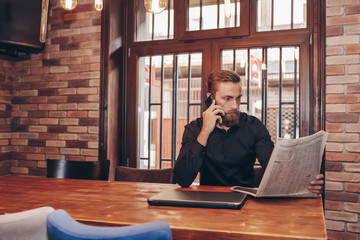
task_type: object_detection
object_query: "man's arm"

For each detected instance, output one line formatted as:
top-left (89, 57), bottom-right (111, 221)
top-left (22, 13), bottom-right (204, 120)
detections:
top-left (174, 100), bottom-right (223, 187)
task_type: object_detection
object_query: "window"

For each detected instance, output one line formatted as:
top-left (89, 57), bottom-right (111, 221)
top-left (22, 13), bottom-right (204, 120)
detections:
top-left (121, 0), bottom-right (324, 169)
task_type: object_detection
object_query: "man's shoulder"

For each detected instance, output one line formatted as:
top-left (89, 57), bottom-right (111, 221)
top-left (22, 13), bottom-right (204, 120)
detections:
top-left (239, 112), bottom-right (262, 125)
top-left (187, 117), bottom-right (203, 129)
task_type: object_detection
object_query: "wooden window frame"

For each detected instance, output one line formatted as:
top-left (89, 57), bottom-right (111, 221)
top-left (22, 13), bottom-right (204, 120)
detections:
top-left (100, 0), bottom-right (325, 170)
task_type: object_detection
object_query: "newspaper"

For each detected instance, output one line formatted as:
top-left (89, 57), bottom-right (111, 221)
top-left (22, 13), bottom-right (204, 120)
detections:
top-left (231, 130), bottom-right (328, 198)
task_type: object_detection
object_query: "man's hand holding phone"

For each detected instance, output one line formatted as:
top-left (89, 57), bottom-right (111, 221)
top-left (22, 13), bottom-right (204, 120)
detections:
top-left (197, 99), bottom-right (224, 146)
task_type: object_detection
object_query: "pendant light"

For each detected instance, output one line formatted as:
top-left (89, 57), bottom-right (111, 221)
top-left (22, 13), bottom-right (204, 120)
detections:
top-left (95, 0), bottom-right (103, 11)
top-left (144, 0), bottom-right (167, 14)
top-left (60, 0), bottom-right (77, 10)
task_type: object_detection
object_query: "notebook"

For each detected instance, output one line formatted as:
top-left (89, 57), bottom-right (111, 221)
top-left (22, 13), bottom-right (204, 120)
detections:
top-left (147, 190), bottom-right (247, 209)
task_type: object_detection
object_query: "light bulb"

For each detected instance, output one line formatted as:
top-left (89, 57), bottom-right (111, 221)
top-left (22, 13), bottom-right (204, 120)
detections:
top-left (144, 0), bottom-right (167, 14)
top-left (95, 0), bottom-right (103, 11)
top-left (224, 0), bottom-right (231, 19)
top-left (60, 0), bottom-right (77, 10)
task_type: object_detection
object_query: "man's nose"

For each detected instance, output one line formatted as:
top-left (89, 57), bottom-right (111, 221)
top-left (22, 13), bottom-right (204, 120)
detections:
top-left (230, 99), bottom-right (238, 109)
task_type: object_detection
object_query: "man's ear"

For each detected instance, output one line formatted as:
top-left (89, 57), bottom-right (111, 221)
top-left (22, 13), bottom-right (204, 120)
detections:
top-left (206, 92), bottom-right (211, 98)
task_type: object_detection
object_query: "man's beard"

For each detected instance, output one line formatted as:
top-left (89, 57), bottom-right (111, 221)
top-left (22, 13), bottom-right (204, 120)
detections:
top-left (220, 109), bottom-right (240, 127)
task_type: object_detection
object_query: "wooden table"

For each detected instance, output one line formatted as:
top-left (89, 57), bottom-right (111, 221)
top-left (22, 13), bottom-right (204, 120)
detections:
top-left (0, 175), bottom-right (327, 240)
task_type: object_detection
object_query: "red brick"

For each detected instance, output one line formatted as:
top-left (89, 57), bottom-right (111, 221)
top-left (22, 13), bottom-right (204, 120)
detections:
top-left (65, 155), bottom-right (85, 161)
top-left (326, 95), bottom-right (360, 104)
top-left (327, 15), bottom-right (360, 27)
top-left (68, 126), bottom-right (87, 133)
top-left (68, 80), bottom-right (89, 88)
top-left (51, 36), bottom-right (71, 44)
top-left (326, 123), bottom-right (343, 132)
top-left (58, 103), bottom-right (77, 110)
top-left (39, 133), bottom-right (58, 140)
top-left (344, 202), bottom-right (360, 213)
top-left (326, 152), bottom-right (360, 162)
top-left (327, 114), bottom-right (358, 123)
top-left (67, 140), bottom-right (88, 148)
top-left (346, 45), bottom-right (360, 54)
top-left (49, 111), bottom-right (67, 118)
top-left (29, 82), bottom-right (49, 89)
top-left (345, 183), bottom-right (360, 192)
top-left (326, 220), bottom-right (345, 231)
top-left (79, 118), bottom-right (99, 126)
top-left (46, 140), bottom-right (66, 147)
top-left (346, 124), bottom-right (360, 133)
top-left (345, 4), bottom-right (360, 14)
top-left (326, 172), bottom-right (360, 183)
top-left (68, 111), bottom-right (87, 118)
top-left (327, 133), bottom-right (359, 142)
top-left (327, 230), bottom-right (358, 240)
top-left (67, 95), bottom-right (88, 102)
top-left (60, 148), bottom-right (80, 155)
top-left (48, 126), bottom-right (67, 133)
top-left (325, 200), bottom-right (342, 211)
top-left (29, 96), bottom-right (48, 103)
top-left (29, 111), bottom-right (48, 118)
top-left (78, 134), bottom-right (98, 141)
top-left (347, 84), bottom-right (360, 93)
top-left (47, 96), bottom-right (67, 103)
top-left (325, 191), bottom-right (359, 202)
top-left (77, 87), bottom-right (97, 94)
top-left (60, 118), bottom-right (79, 125)
top-left (28, 139), bottom-right (46, 147)
top-left (326, 66), bottom-right (345, 75)
top-left (349, 104), bottom-right (360, 112)
top-left (326, 162), bottom-right (342, 171)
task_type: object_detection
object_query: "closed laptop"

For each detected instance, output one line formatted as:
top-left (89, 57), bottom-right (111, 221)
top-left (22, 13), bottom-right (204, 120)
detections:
top-left (148, 190), bottom-right (247, 209)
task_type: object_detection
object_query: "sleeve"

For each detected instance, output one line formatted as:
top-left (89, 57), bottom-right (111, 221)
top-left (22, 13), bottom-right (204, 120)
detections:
top-left (173, 124), bottom-right (205, 187)
top-left (253, 119), bottom-right (274, 170)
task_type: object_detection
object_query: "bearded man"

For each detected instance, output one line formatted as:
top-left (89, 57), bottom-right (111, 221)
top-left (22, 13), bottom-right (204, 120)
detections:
top-left (173, 70), bottom-right (324, 194)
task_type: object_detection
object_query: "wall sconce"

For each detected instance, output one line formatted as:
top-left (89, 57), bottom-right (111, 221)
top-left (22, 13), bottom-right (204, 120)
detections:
top-left (95, 0), bottom-right (103, 11)
top-left (60, 0), bottom-right (77, 10)
top-left (144, 0), bottom-right (167, 14)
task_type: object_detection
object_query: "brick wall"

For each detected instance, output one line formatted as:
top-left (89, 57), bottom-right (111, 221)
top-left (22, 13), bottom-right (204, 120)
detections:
top-left (0, 59), bottom-right (12, 174)
top-left (325, 1), bottom-right (360, 239)
top-left (0, 0), bottom-right (101, 175)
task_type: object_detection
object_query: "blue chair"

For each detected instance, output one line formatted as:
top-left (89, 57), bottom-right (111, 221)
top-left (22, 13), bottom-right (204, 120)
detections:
top-left (47, 209), bottom-right (172, 240)
top-left (0, 206), bottom-right (54, 240)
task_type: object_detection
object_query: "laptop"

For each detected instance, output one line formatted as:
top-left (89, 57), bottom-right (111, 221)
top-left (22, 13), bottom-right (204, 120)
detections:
top-left (147, 190), bottom-right (247, 209)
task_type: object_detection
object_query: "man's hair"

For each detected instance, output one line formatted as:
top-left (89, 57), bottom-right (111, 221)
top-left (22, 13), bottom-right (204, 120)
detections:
top-left (207, 70), bottom-right (241, 95)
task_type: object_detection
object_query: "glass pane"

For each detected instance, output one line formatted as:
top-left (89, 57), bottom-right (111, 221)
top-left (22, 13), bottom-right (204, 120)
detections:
top-left (249, 48), bottom-right (262, 120)
top-left (190, 53), bottom-right (202, 104)
top-left (188, 0), bottom-right (241, 31)
top-left (139, 53), bottom-right (202, 170)
top-left (136, 0), bottom-right (174, 41)
top-left (219, 0), bottom-right (238, 28)
top-left (202, 0), bottom-right (218, 30)
top-left (256, 0), bottom-right (272, 32)
top-left (294, 0), bottom-right (307, 28)
top-left (257, 0), bottom-right (307, 32)
top-left (188, 0), bottom-right (200, 31)
top-left (150, 105), bottom-right (161, 168)
top-left (221, 49), bottom-right (235, 71)
top-left (273, 0), bottom-right (291, 30)
top-left (235, 49), bottom-right (248, 106)
top-left (267, 47), bottom-right (280, 142)
top-left (189, 105), bottom-right (201, 122)
top-left (150, 56), bottom-right (162, 104)
top-left (139, 56), bottom-right (150, 160)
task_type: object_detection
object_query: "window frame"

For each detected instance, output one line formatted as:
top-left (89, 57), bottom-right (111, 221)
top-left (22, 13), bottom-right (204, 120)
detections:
top-left (110, 0), bottom-right (325, 168)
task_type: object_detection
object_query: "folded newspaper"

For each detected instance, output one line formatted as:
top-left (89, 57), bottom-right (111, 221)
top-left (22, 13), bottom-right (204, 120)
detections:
top-left (231, 130), bottom-right (328, 198)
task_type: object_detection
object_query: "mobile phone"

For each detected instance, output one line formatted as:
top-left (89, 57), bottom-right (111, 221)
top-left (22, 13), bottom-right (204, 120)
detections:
top-left (205, 94), bottom-right (215, 108)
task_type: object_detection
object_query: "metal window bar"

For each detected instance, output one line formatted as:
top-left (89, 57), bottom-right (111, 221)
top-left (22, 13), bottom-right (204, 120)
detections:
top-left (278, 47), bottom-right (283, 138)
top-left (159, 56), bottom-right (165, 168)
top-left (151, 14), bottom-right (155, 40)
top-left (246, 49), bottom-right (250, 113)
top-left (293, 47), bottom-right (298, 138)
top-left (271, 0), bottom-right (274, 30)
top-left (167, 0), bottom-right (171, 39)
top-left (217, 0), bottom-right (220, 29)
top-left (147, 56), bottom-right (153, 168)
top-left (171, 54), bottom-right (178, 168)
top-left (187, 54), bottom-right (192, 124)
top-left (234, 0), bottom-right (238, 27)
top-left (291, 0), bottom-right (294, 29)
top-left (261, 48), bottom-right (267, 125)
top-left (200, 0), bottom-right (203, 30)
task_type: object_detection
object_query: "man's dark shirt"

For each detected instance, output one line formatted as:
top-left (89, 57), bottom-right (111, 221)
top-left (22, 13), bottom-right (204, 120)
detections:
top-left (174, 112), bottom-right (274, 187)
